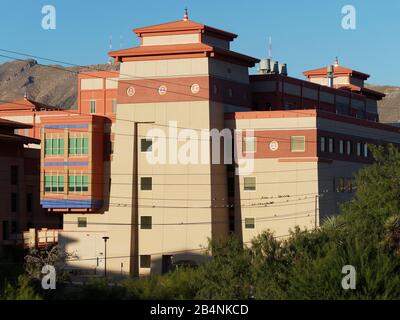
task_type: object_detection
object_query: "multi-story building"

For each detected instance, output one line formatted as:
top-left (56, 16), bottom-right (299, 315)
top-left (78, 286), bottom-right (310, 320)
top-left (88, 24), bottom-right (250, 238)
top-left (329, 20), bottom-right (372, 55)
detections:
top-left (1, 13), bottom-right (398, 277)
top-left (0, 118), bottom-right (61, 255)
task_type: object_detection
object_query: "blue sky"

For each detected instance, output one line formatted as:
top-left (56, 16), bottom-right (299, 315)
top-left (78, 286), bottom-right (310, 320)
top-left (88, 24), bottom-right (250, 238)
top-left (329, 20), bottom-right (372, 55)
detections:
top-left (1, 0), bottom-right (399, 85)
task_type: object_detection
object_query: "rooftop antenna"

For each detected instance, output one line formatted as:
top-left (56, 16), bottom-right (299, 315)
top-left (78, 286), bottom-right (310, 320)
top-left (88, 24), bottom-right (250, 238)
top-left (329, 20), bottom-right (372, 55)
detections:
top-left (268, 36), bottom-right (272, 59)
top-left (119, 35), bottom-right (124, 49)
top-left (183, 8), bottom-right (189, 21)
top-left (108, 34), bottom-right (113, 65)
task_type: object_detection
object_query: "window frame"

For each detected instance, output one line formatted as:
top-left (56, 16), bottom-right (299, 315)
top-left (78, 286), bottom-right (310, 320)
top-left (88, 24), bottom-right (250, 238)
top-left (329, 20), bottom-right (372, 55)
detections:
top-left (244, 177), bottom-right (256, 192)
top-left (90, 100), bottom-right (97, 114)
top-left (140, 177), bottom-right (153, 191)
top-left (245, 218), bottom-right (255, 229)
top-left (290, 136), bottom-right (306, 153)
top-left (140, 216), bottom-right (153, 230)
top-left (141, 139), bottom-right (153, 153)
top-left (140, 255), bottom-right (151, 269)
top-left (242, 137), bottom-right (256, 154)
top-left (77, 217), bottom-right (87, 228)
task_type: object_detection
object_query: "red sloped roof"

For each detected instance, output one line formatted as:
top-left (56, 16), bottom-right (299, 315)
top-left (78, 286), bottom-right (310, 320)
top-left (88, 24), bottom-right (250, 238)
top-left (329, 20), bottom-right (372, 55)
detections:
top-left (0, 118), bottom-right (33, 129)
top-left (303, 65), bottom-right (370, 80)
top-left (0, 98), bottom-right (60, 111)
top-left (109, 43), bottom-right (259, 67)
top-left (335, 84), bottom-right (386, 99)
top-left (0, 133), bottom-right (40, 144)
top-left (134, 19), bottom-right (238, 41)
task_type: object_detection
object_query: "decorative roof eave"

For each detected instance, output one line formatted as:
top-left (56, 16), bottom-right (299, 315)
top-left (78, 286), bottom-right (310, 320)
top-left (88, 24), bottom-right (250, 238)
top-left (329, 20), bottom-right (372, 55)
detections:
top-left (109, 44), bottom-right (259, 67)
top-left (133, 20), bottom-right (238, 41)
top-left (335, 84), bottom-right (386, 100)
top-left (303, 66), bottom-right (370, 80)
top-left (0, 133), bottom-right (40, 144)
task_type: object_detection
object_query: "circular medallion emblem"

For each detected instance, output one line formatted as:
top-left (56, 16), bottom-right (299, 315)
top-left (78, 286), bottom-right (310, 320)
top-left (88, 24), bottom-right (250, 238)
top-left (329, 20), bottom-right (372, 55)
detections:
top-left (126, 86), bottom-right (136, 97)
top-left (269, 141), bottom-right (279, 151)
top-left (191, 83), bottom-right (200, 94)
top-left (158, 85), bottom-right (168, 96)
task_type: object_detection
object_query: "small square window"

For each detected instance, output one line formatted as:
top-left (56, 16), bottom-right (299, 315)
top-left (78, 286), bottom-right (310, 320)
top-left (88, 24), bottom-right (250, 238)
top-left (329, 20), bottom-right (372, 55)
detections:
top-left (244, 177), bottom-right (256, 191)
top-left (328, 138), bottom-right (335, 153)
top-left (112, 99), bottom-right (117, 113)
top-left (245, 218), bottom-right (255, 229)
top-left (346, 141), bottom-right (352, 156)
top-left (141, 216), bottom-right (152, 230)
top-left (291, 136), bottom-right (305, 152)
top-left (78, 217), bottom-right (87, 228)
top-left (141, 177), bottom-right (152, 191)
top-left (356, 142), bottom-right (361, 157)
top-left (320, 137), bottom-right (326, 152)
top-left (90, 100), bottom-right (96, 114)
top-left (140, 255), bottom-right (151, 269)
top-left (243, 137), bottom-right (256, 153)
top-left (364, 143), bottom-right (369, 158)
top-left (141, 139), bottom-right (153, 152)
top-left (339, 140), bottom-right (344, 155)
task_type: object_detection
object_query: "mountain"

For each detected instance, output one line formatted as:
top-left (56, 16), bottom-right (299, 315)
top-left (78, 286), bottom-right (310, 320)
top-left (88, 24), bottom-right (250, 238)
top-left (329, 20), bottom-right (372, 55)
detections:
top-left (0, 59), bottom-right (119, 109)
top-left (366, 84), bottom-right (400, 125)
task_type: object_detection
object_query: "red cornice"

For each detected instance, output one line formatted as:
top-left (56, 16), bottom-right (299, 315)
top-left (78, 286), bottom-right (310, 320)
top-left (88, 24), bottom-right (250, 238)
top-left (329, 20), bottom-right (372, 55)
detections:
top-left (133, 19), bottom-right (238, 41)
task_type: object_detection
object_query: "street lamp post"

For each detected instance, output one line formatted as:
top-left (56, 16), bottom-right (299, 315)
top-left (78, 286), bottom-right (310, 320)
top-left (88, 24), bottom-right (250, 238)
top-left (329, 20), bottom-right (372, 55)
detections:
top-left (102, 236), bottom-right (110, 277)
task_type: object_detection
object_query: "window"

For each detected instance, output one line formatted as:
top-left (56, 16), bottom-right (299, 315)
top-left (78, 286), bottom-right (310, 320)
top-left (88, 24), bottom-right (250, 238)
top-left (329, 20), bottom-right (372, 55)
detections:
top-left (90, 100), bottom-right (96, 114)
top-left (291, 136), bottom-right (306, 152)
top-left (364, 143), bottom-right (369, 158)
top-left (345, 178), bottom-right (354, 193)
top-left (356, 142), bottom-right (362, 157)
top-left (320, 137), bottom-right (326, 152)
top-left (245, 218), bottom-right (255, 229)
top-left (44, 175), bottom-right (64, 193)
top-left (69, 137), bottom-right (89, 155)
top-left (45, 138), bottom-right (64, 156)
top-left (244, 177), bottom-right (256, 191)
top-left (339, 140), bottom-right (344, 155)
top-left (141, 216), bottom-right (152, 230)
top-left (336, 178), bottom-right (346, 193)
top-left (141, 177), bottom-right (152, 191)
top-left (140, 255), bottom-right (151, 269)
top-left (2, 221), bottom-right (9, 241)
top-left (11, 166), bottom-right (18, 185)
top-left (141, 139), bottom-right (153, 153)
top-left (11, 221), bottom-right (17, 234)
top-left (77, 217), bottom-right (87, 228)
top-left (24, 128), bottom-right (29, 136)
top-left (26, 193), bottom-right (33, 213)
top-left (328, 138), bottom-right (335, 153)
top-left (112, 99), bottom-right (117, 113)
top-left (346, 141), bottom-right (352, 156)
top-left (69, 175), bottom-right (89, 193)
top-left (243, 137), bottom-right (256, 153)
top-left (11, 193), bottom-right (18, 213)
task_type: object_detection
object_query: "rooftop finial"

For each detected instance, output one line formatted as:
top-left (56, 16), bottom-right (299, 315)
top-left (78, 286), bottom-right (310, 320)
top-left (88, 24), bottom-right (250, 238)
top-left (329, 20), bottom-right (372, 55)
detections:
top-left (183, 8), bottom-right (189, 21)
top-left (334, 56), bottom-right (339, 67)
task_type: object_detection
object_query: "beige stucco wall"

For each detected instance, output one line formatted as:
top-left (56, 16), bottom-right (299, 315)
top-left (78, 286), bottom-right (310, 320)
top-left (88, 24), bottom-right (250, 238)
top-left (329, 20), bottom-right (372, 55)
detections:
top-left (119, 58), bottom-right (209, 79)
top-left (142, 34), bottom-right (199, 46)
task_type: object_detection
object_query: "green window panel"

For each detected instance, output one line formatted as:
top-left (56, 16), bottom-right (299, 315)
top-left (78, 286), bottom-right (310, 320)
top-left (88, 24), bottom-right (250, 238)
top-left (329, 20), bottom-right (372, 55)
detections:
top-left (83, 138), bottom-right (89, 155)
top-left (68, 175), bottom-right (75, 192)
top-left (82, 176), bottom-right (89, 192)
top-left (45, 176), bottom-right (51, 192)
top-left (69, 138), bottom-right (76, 155)
top-left (45, 139), bottom-right (52, 155)
top-left (58, 176), bottom-right (64, 192)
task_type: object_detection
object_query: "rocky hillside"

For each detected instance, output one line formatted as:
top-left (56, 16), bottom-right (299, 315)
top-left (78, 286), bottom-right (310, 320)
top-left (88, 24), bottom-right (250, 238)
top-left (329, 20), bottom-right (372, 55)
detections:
top-left (366, 84), bottom-right (400, 124)
top-left (0, 59), bottom-right (119, 109)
